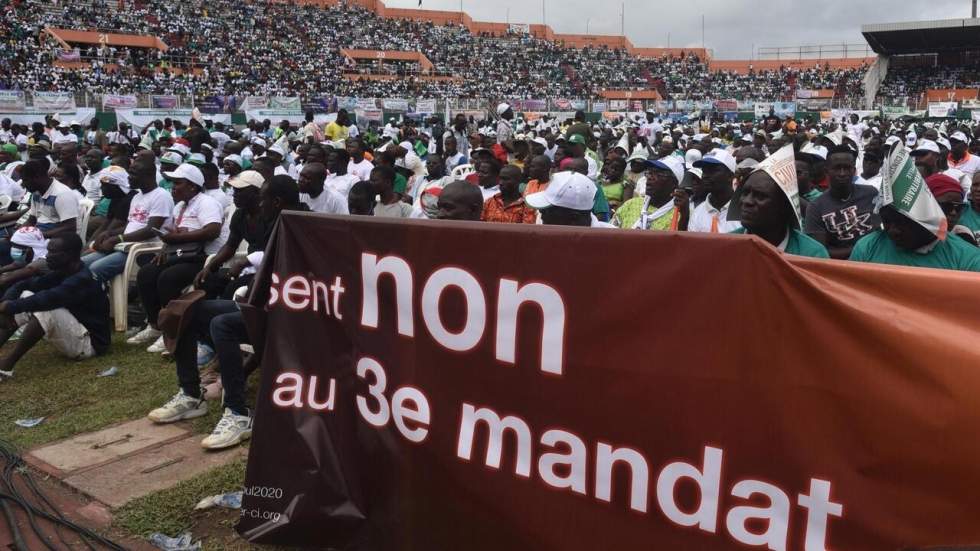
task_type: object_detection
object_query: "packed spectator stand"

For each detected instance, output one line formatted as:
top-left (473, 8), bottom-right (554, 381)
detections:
top-left (1, 0), bottom-right (869, 104)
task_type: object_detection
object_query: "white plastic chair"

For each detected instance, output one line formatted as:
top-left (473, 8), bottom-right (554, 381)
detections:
top-left (451, 163), bottom-right (475, 179)
top-left (77, 198), bottom-right (94, 241)
top-left (109, 241), bottom-right (163, 332)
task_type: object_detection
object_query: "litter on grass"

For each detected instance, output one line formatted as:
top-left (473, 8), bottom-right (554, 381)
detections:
top-left (194, 491), bottom-right (242, 510)
top-left (97, 366), bottom-right (119, 377)
top-left (14, 417), bottom-right (44, 428)
top-left (148, 532), bottom-right (202, 551)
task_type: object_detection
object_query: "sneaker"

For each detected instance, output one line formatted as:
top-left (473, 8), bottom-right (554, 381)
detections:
top-left (200, 408), bottom-right (252, 450)
top-left (197, 343), bottom-right (215, 367)
top-left (127, 326), bottom-right (161, 345)
top-left (0, 369), bottom-right (12, 382)
top-left (146, 335), bottom-right (167, 354)
top-left (147, 389), bottom-right (207, 423)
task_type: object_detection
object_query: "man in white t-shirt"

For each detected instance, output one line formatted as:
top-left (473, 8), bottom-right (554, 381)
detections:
top-left (130, 163), bottom-right (225, 349)
top-left (298, 163), bottom-right (349, 215)
top-left (82, 156), bottom-right (174, 282)
top-left (346, 138), bottom-right (374, 182)
top-left (324, 148), bottom-right (359, 198)
top-left (0, 159), bottom-right (80, 266)
top-left (52, 123), bottom-right (78, 145)
top-left (81, 149), bottom-right (106, 202)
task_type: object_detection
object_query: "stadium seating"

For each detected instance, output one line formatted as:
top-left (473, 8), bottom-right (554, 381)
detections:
top-left (0, 0), bottom-right (867, 104)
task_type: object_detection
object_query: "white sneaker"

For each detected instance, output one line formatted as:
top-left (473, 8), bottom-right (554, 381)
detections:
top-left (200, 408), bottom-right (252, 450)
top-left (0, 369), bottom-right (12, 382)
top-left (146, 335), bottom-right (167, 354)
top-left (127, 326), bottom-right (161, 345)
top-left (147, 389), bottom-right (207, 423)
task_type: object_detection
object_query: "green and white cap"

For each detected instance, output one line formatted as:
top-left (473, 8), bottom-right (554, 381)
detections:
top-left (880, 146), bottom-right (948, 240)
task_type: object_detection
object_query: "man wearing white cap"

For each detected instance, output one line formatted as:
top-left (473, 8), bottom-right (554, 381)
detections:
top-left (947, 131), bottom-right (980, 178)
top-left (496, 103), bottom-right (514, 145)
top-left (613, 155), bottom-right (687, 231)
top-left (52, 122), bottom-right (78, 146)
top-left (131, 163), bottom-right (225, 352)
top-left (526, 171), bottom-right (614, 228)
top-left (83, 156), bottom-right (173, 283)
top-left (689, 149), bottom-right (741, 233)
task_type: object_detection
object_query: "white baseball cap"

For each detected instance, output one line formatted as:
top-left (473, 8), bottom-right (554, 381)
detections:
top-left (163, 163), bottom-right (205, 187)
top-left (950, 131), bottom-right (970, 143)
top-left (525, 171), bottom-right (597, 211)
top-left (645, 155), bottom-right (685, 184)
top-left (532, 137), bottom-right (548, 149)
top-left (228, 170), bottom-right (264, 190)
top-left (692, 148), bottom-right (737, 174)
top-left (496, 103), bottom-right (511, 116)
top-left (910, 140), bottom-right (941, 156)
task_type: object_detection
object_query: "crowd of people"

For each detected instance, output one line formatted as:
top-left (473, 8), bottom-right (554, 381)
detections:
top-left (0, 0), bottom-right (869, 103)
top-left (877, 62), bottom-right (980, 104)
top-left (0, 103), bottom-right (979, 449)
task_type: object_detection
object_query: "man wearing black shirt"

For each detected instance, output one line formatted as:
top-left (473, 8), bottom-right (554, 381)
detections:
top-left (0, 234), bottom-right (109, 380)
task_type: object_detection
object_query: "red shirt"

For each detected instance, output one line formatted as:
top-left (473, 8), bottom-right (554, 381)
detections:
top-left (481, 194), bottom-right (537, 224)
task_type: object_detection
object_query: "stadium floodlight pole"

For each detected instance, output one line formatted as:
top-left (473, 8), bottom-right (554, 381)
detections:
top-left (621, 3), bottom-right (625, 36)
top-left (542, 0), bottom-right (546, 26)
top-left (974, 0), bottom-right (977, 18)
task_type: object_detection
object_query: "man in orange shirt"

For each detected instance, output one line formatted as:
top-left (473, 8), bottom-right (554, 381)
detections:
top-left (523, 155), bottom-right (552, 196)
top-left (482, 165), bottom-right (535, 224)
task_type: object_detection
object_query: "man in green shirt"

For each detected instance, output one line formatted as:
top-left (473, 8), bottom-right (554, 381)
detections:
top-left (849, 152), bottom-right (980, 272)
top-left (728, 145), bottom-right (829, 259)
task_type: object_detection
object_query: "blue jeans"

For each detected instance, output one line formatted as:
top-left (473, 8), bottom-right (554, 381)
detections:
top-left (82, 251), bottom-right (127, 282)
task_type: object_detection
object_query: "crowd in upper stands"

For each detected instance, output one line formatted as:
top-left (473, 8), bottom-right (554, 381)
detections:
top-left (0, 0), bottom-right (868, 103)
top-left (877, 62), bottom-right (980, 104)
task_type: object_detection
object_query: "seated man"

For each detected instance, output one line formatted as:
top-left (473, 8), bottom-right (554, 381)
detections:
top-left (148, 176), bottom-right (309, 449)
top-left (81, 156), bottom-right (174, 282)
top-left (0, 159), bottom-right (79, 265)
top-left (850, 167), bottom-right (980, 272)
top-left (0, 234), bottom-right (110, 380)
top-left (727, 145), bottom-right (830, 258)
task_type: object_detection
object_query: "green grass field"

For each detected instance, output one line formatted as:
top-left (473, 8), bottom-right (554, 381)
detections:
top-left (0, 335), bottom-right (266, 550)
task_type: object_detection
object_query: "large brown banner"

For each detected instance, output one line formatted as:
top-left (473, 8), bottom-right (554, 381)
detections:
top-left (237, 212), bottom-right (980, 550)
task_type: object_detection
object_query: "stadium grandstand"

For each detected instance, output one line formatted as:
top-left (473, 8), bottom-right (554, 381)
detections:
top-left (0, 0), bottom-right (872, 107)
top-left (865, 16), bottom-right (980, 110)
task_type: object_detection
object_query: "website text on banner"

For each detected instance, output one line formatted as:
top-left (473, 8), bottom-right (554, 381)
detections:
top-left (238, 214), bottom-right (980, 550)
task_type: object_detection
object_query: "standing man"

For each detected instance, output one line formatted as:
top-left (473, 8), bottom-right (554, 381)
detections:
top-left (325, 110), bottom-right (351, 142)
top-left (346, 138), bottom-right (374, 182)
top-left (446, 113), bottom-right (470, 159)
top-left (804, 145), bottom-right (880, 259)
top-left (495, 103), bottom-right (514, 145)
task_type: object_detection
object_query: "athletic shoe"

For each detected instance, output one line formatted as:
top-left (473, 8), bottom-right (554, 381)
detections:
top-left (127, 326), bottom-right (161, 345)
top-left (147, 389), bottom-right (207, 423)
top-left (200, 408), bottom-right (252, 450)
top-left (197, 343), bottom-right (215, 367)
top-left (0, 369), bottom-right (12, 382)
top-left (146, 336), bottom-right (167, 354)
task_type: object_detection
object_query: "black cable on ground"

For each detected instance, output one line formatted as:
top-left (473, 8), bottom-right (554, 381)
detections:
top-left (1, 497), bottom-right (28, 551)
top-left (0, 438), bottom-right (128, 551)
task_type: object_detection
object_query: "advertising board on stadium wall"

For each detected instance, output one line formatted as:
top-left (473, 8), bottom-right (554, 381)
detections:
top-left (0, 109), bottom-right (95, 126)
top-left (0, 91), bottom-right (26, 112)
top-left (150, 95), bottom-right (179, 109)
top-left (242, 109), bottom-right (331, 126)
top-left (712, 99), bottom-right (737, 111)
top-left (269, 96), bottom-right (301, 110)
top-left (928, 102), bottom-right (958, 118)
top-left (102, 94), bottom-right (138, 109)
top-left (115, 109), bottom-right (232, 130)
top-left (413, 99), bottom-right (437, 114)
top-left (382, 98), bottom-right (410, 112)
top-left (237, 214), bottom-right (980, 550)
top-left (356, 98), bottom-right (379, 110)
top-left (32, 92), bottom-right (75, 111)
